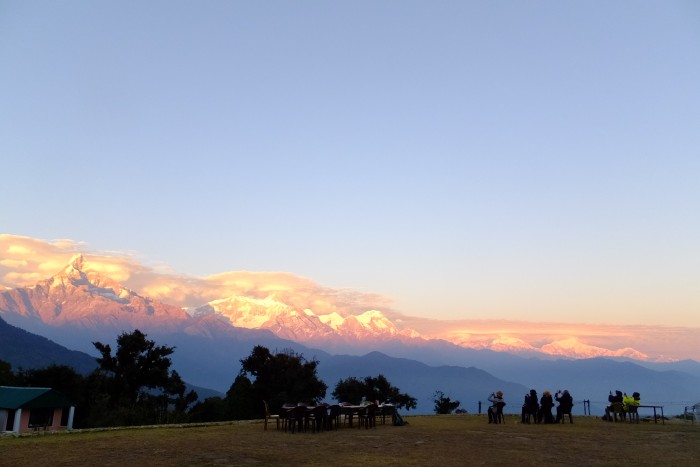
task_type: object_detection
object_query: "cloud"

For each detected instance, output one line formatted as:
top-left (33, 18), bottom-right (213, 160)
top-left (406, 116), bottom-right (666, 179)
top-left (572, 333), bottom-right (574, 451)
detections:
top-left (1, 234), bottom-right (83, 287)
top-left (0, 234), bottom-right (144, 287)
top-left (6, 245), bottom-right (34, 255)
top-left (186, 270), bottom-right (393, 315)
top-left (0, 234), bottom-right (394, 317)
top-left (0, 259), bottom-right (28, 268)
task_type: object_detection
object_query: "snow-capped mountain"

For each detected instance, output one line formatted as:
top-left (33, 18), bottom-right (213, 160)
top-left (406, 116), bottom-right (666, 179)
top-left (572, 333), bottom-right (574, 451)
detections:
top-left (0, 254), bottom-right (189, 330)
top-left (190, 296), bottom-right (412, 344)
top-left (191, 296), bottom-right (336, 341)
top-left (5, 254), bottom-right (697, 416)
top-left (0, 255), bottom-right (656, 362)
top-left (438, 330), bottom-right (657, 360)
top-left (446, 334), bottom-right (539, 354)
top-left (540, 337), bottom-right (649, 360)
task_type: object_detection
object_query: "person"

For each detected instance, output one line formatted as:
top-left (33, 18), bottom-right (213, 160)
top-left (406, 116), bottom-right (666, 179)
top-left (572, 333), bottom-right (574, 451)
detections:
top-left (622, 392), bottom-right (640, 410)
top-left (554, 389), bottom-right (574, 423)
top-left (538, 390), bottom-right (555, 424)
top-left (521, 389), bottom-right (539, 424)
top-left (633, 392), bottom-right (641, 404)
top-left (624, 392), bottom-right (641, 422)
top-left (604, 390), bottom-right (624, 421)
top-left (487, 391), bottom-right (505, 423)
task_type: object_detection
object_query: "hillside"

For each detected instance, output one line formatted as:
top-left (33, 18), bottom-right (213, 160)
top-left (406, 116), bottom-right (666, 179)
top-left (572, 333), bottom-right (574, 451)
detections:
top-left (0, 315), bottom-right (97, 374)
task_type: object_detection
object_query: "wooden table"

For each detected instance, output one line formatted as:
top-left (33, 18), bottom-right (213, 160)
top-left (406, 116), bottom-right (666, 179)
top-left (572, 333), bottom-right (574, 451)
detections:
top-left (340, 404), bottom-right (395, 427)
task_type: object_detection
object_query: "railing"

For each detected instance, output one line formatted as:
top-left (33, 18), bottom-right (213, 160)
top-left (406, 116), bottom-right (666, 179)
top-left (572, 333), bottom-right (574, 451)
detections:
top-left (684, 404), bottom-right (700, 425)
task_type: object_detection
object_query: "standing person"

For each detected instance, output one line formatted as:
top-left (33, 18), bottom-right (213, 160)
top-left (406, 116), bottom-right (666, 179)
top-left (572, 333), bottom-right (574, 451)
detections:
top-left (487, 391), bottom-right (505, 424)
top-left (539, 390), bottom-right (555, 424)
top-left (555, 390), bottom-right (574, 423)
top-left (522, 389), bottom-right (539, 424)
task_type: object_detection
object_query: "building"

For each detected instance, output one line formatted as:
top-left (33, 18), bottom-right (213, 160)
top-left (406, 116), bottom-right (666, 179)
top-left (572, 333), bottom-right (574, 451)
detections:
top-left (0, 386), bottom-right (75, 434)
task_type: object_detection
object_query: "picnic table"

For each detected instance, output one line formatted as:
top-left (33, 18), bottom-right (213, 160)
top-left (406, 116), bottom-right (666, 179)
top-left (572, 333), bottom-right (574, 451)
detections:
top-left (341, 403), bottom-right (395, 427)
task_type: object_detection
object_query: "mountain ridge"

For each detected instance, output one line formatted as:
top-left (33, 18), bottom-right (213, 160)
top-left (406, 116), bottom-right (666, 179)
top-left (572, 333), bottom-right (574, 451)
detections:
top-left (0, 255), bottom-right (660, 362)
top-left (1, 256), bottom-right (698, 415)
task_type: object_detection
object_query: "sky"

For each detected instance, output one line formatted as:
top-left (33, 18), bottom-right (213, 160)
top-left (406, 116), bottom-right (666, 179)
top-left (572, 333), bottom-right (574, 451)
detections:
top-left (2, 1), bottom-right (699, 332)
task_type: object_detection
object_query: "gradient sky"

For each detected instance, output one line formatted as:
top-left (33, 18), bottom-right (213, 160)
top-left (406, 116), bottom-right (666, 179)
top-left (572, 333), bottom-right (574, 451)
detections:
top-left (2, 1), bottom-right (699, 328)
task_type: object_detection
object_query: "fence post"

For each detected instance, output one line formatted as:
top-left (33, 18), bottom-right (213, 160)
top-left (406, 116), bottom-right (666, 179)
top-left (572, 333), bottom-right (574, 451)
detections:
top-left (478, 401), bottom-right (482, 414)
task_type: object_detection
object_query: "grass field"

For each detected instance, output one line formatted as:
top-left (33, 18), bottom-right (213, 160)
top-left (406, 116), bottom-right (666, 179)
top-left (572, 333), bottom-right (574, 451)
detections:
top-left (2, 415), bottom-right (699, 466)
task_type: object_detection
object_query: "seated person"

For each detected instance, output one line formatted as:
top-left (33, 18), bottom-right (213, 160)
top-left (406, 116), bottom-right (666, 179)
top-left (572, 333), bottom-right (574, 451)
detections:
top-left (623, 392), bottom-right (640, 410)
top-left (633, 392), bottom-right (640, 404)
top-left (604, 390), bottom-right (624, 421)
top-left (487, 391), bottom-right (505, 423)
top-left (624, 392), bottom-right (641, 422)
top-left (554, 389), bottom-right (574, 423)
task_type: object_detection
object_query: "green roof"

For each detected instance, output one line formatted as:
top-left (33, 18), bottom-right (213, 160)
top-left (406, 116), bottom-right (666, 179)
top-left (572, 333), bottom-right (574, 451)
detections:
top-left (0, 386), bottom-right (72, 409)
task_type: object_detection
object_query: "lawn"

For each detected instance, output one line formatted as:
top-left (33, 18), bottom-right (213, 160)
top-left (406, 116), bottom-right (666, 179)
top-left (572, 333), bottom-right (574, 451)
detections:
top-left (2, 415), bottom-right (698, 466)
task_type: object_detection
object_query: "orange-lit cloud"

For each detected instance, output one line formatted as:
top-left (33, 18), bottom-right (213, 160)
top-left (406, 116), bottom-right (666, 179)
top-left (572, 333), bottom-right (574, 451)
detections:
top-left (0, 234), bottom-right (391, 317)
top-left (0, 234), bottom-right (147, 287)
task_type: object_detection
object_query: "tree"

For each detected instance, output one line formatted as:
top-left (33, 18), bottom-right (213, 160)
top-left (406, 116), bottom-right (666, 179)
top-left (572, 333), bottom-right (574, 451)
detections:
top-left (0, 359), bottom-right (14, 385)
top-left (15, 364), bottom-right (85, 398)
top-left (330, 376), bottom-right (366, 405)
top-left (229, 345), bottom-right (327, 418)
top-left (433, 390), bottom-right (460, 414)
top-left (15, 364), bottom-right (89, 426)
top-left (225, 374), bottom-right (258, 420)
top-left (92, 329), bottom-right (197, 425)
top-left (188, 397), bottom-right (228, 423)
top-left (332, 374), bottom-right (417, 411)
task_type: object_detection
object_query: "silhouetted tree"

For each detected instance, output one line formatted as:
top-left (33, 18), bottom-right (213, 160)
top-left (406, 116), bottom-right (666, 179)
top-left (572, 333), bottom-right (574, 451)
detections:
top-left (433, 390), bottom-right (460, 414)
top-left (229, 345), bottom-right (327, 418)
top-left (332, 374), bottom-right (417, 411)
top-left (330, 376), bottom-right (366, 404)
top-left (226, 374), bottom-right (258, 420)
top-left (15, 364), bottom-right (84, 397)
top-left (92, 329), bottom-right (197, 425)
top-left (0, 359), bottom-right (15, 385)
top-left (189, 396), bottom-right (228, 423)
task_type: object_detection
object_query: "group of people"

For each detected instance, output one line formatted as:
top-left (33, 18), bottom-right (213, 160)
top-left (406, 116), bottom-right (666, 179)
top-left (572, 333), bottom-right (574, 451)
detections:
top-left (521, 389), bottom-right (574, 424)
top-left (487, 388), bottom-right (644, 424)
top-left (603, 390), bottom-right (641, 421)
top-left (486, 389), bottom-right (575, 424)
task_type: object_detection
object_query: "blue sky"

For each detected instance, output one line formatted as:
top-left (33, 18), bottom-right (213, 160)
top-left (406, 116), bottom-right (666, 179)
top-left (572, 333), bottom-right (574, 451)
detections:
top-left (1, 1), bottom-right (699, 327)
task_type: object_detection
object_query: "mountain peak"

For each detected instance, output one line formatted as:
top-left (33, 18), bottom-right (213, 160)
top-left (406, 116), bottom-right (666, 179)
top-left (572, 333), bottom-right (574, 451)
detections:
top-left (44, 254), bottom-right (135, 304)
top-left (69, 253), bottom-right (85, 269)
top-left (540, 337), bottom-right (649, 360)
top-left (58, 254), bottom-right (87, 279)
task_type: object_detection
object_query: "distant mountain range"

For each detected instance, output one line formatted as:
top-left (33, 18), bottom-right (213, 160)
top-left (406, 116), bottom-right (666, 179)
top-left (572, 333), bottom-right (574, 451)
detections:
top-left (0, 315), bottom-right (97, 374)
top-left (0, 254), bottom-right (660, 360)
top-left (1, 255), bottom-right (698, 415)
